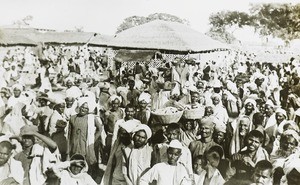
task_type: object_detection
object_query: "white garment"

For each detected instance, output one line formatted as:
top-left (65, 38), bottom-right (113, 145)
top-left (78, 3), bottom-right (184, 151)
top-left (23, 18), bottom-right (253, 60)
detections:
top-left (139, 162), bottom-right (192, 185)
top-left (195, 169), bottom-right (225, 185)
top-left (53, 161), bottom-right (97, 185)
top-left (0, 157), bottom-right (24, 185)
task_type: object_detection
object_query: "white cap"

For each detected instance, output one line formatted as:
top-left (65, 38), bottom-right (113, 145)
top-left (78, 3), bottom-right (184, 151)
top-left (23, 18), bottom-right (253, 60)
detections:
top-left (168, 139), bottom-right (182, 150)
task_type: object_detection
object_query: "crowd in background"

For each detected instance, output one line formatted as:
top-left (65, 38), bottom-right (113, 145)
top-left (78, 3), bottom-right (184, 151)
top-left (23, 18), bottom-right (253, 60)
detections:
top-left (0, 45), bottom-right (299, 185)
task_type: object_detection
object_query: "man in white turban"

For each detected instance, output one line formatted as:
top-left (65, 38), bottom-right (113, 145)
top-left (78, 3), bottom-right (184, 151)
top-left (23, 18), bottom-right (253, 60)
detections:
top-left (135, 92), bottom-right (151, 124)
top-left (7, 84), bottom-right (26, 110)
top-left (140, 139), bottom-right (192, 185)
top-left (68, 97), bottom-right (105, 179)
top-left (123, 124), bottom-right (153, 185)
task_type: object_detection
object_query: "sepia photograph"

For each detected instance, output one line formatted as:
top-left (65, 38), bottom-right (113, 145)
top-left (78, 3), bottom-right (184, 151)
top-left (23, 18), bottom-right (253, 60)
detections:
top-left (0, 0), bottom-right (300, 184)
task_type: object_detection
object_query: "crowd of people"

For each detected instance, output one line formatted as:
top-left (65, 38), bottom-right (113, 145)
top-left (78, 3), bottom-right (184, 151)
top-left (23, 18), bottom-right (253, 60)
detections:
top-left (0, 45), bottom-right (299, 185)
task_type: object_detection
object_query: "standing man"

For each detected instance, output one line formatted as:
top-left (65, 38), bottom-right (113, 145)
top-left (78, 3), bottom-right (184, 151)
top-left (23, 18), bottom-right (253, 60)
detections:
top-left (122, 124), bottom-right (152, 185)
top-left (189, 117), bottom-right (220, 159)
top-left (139, 140), bottom-right (192, 185)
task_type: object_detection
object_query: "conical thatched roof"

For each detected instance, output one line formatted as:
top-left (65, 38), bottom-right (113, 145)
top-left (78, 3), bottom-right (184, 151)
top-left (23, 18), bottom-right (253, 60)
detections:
top-left (109, 20), bottom-right (229, 53)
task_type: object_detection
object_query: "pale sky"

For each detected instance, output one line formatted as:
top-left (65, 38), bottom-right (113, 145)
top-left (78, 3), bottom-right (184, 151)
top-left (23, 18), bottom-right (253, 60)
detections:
top-left (1, 0), bottom-right (299, 38)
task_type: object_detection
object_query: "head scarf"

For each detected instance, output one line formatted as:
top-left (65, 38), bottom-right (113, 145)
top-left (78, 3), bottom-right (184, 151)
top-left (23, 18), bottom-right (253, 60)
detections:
top-left (282, 129), bottom-right (300, 144)
top-left (211, 93), bottom-right (222, 100)
top-left (77, 97), bottom-right (96, 113)
top-left (138, 93), bottom-right (151, 104)
top-left (119, 120), bottom-right (141, 134)
top-left (244, 98), bottom-right (257, 108)
top-left (275, 108), bottom-right (287, 118)
top-left (132, 124), bottom-right (152, 140)
top-left (66, 86), bottom-right (82, 99)
top-left (168, 139), bottom-right (182, 150)
top-left (109, 95), bottom-right (122, 103)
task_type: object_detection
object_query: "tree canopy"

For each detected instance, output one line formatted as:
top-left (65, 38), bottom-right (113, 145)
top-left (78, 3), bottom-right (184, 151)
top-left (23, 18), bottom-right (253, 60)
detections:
top-left (116, 13), bottom-right (189, 34)
top-left (207, 3), bottom-right (300, 44)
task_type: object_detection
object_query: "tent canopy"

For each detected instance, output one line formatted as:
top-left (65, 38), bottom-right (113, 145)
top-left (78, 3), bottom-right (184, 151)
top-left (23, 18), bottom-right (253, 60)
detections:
top-left (108, 20), bottom-right (229, 53)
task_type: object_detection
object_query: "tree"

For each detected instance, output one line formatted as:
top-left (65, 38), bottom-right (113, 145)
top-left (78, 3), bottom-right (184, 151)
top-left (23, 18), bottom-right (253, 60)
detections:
top-left (250, 3), bottom-right (300, 43)
top-left (74, 26), bottom-right (84, 32)
top-left (13, 15), bottom-right (33, 28)
top-left (208, 3), bottom-right (300, 44)
top-left (207, 10), bottom-right (256, 44)
top-left (116, 13), bottom-right (189, 33)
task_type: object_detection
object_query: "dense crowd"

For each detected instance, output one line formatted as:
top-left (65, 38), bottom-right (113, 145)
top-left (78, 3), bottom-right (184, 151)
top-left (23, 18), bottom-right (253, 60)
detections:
top-left (0, 45), bottom-right (299, 185)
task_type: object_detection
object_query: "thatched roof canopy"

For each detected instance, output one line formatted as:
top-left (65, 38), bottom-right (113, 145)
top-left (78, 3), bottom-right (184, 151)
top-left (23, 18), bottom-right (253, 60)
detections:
top-left (0, 28), bottom-right (112, 46)
top-left (0, 29), bottom-right (37, 46)
top-left (108, 20), bottom-right (229, 53)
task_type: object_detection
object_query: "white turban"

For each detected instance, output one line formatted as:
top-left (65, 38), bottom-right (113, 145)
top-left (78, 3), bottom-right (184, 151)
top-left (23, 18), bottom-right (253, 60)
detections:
top-left (66, 86), bottom-right (82, 99)
top-left (275, 108), bottom-right (287, 118)
top-left (78, 97), bottom-right (96, 113)
top-left (244, 98), bottom-right (257, 108)
top-left (282, 129), bottom-right (300, 144)
top-left (168, 139), bottom-right (182, 150)
top-left (84, 91), bottom-right (96, 102)
top-left (138, 93), bottom-right (151, 104)
top-left (109, 95), bottom-right (122, 103)
top-left (119, 120), bottom-right (140, 133)
top-left (211, 93), bottom-right (222, 100)
top-left (226, 80), bottom-right (238, 95)
top-left (133, 124), bottom-right (152, 140)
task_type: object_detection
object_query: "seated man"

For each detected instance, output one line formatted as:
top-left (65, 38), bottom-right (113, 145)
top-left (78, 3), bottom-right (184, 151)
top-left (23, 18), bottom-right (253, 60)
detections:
top-left (52, 154), bottom-right (97, 185)
top-left (0, 137), bottom-right (24, 185)
top-left (140, 140), bottom-right (192, 185)
top-left (230, 130), bottom-right (269, 181)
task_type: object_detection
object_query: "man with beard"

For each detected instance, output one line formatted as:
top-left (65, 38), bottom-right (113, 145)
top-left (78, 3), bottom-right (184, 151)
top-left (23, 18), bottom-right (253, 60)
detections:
top-left (264, 100), bottom-right (276, 128)
top-left (189, 117), bottom-right (220, 159)
top-left (64, 96), bottom-right (77, 121)
top-left (101, 120), bottom-right (139, 185)
top-left (265, 108), bottom-right (288, 140)
top-left (229, 130), bottom-right (269, 181)
top-left (240, 98), bottom-right (257, 129)
top-left (111, 104), bottom-right (141, 148)
top-left (122, 124), bottom-right (152, 185)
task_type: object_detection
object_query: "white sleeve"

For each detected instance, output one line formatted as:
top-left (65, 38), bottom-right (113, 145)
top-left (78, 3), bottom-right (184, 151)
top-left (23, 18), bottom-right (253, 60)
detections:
top-left (9, 158), bottom-right (24, 185)
top-left (139, 165), bottom-right (159, 185)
